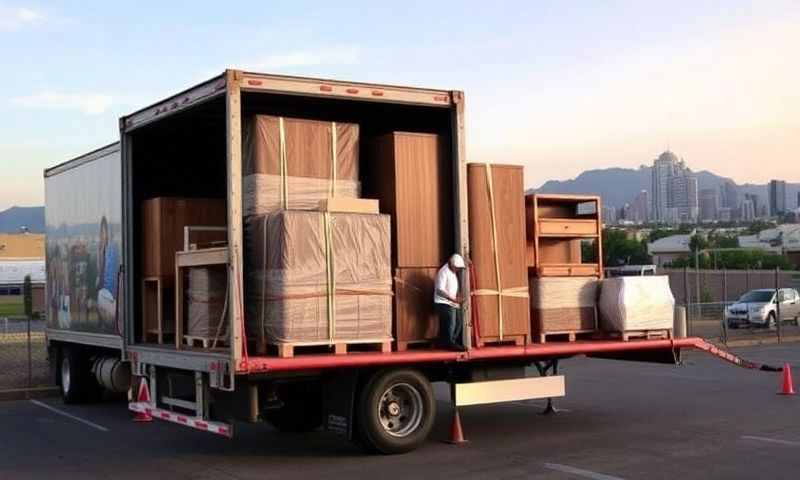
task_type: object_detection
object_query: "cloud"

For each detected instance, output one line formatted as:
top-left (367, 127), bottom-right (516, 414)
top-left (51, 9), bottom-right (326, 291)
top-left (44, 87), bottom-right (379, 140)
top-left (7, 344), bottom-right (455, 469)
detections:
top-left (11, 91), bottom-right (116, 115)
top-left (0, 5), bottom-right (44, 31)
top-left (246, 45), bottom-right (360, 71)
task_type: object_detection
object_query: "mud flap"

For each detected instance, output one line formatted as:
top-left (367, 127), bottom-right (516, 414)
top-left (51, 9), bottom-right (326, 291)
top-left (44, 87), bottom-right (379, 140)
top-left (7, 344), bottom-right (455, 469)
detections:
top-left (321, 370), bottom-right (359, 439)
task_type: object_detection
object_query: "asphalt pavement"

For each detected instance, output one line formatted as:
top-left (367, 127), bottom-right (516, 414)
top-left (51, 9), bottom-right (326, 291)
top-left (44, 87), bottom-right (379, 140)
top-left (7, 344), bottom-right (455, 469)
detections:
top-left (1, 344), bottom-right (799, 479)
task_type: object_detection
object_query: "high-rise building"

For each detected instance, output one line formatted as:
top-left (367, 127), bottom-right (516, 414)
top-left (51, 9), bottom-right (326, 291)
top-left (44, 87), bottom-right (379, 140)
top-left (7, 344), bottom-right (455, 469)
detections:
top-left (668, 173), bottom-right (699, 223)
top-left (769, 180), bottom-right (787, 216)
top-left (719, 180), bottom-right (739, 210)
top-left (741, 198), bottom-right (755, 221)
top-left (651, 151), bottom-right (677, 222)
top-left (601, 205), bottom-right (617, 225)
top-left (797, 191), bottom-right (800, 210)
top-left (718, 207), bottom-right (732, 222)
top-left (650, 151), bottom-right (698, 223)
top-left (743, 193), bottom-right (760, 219)
top-left (699, 188), bottom-right (719, 222)
top-left (632, 190), bottom-right (649, 223)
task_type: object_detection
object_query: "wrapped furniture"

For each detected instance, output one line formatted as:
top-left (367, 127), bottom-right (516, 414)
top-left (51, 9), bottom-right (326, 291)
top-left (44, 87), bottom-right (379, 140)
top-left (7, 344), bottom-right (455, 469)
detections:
top-left (598, 276), bottom-right (674, 340)
top-left (393, 267), bottom-right (439, 351)
top-left (467, 163), bottom-right (531, 346)
top-left (530, 277), bottom-right (598, 342)
top-left (243, 115), bottom-right (360, 216)
top-left (246, 211), bottom-right (392, 357)
top-left (185, 265), bottom-right (228, 347)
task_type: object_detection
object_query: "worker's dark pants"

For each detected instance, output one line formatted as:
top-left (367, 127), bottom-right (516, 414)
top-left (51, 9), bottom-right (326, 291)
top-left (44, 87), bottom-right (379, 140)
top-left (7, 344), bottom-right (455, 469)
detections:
top-left (437, 303), bottom-right (462, 347)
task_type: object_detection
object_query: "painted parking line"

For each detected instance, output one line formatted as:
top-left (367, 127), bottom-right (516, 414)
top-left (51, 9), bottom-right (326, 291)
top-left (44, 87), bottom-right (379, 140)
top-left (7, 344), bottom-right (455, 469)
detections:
top-left (741, 435), bottom-right (800, 447)
top-left (543, 463), bottom-right (625, 480)
top-left (30, 399), bottom-right (110, 432)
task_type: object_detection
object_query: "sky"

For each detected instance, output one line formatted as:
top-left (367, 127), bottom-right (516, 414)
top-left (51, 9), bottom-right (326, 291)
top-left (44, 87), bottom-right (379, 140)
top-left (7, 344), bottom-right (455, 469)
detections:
top-left (1, 1), bottom-right (799, 210)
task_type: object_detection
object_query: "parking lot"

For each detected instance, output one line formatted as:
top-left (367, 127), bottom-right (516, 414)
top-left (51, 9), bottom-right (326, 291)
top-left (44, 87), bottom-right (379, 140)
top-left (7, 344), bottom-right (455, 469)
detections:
top-left (1, 343), bottom-right (798, 480)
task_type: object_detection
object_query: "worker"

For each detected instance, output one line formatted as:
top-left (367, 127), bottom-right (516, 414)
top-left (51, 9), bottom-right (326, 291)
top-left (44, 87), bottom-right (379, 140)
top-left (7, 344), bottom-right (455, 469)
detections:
top-left (434, 253), bottom-right (467, 351)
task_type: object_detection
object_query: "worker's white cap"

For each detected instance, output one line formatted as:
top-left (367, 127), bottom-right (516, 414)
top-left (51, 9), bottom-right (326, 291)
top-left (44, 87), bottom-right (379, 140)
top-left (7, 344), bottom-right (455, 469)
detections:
top-left (450, 254), bottom-right (466, 269)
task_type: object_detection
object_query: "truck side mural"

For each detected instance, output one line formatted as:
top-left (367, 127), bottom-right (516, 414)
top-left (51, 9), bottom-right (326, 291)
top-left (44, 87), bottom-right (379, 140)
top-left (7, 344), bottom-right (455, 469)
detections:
top-left (44, 143), bottom-right (123, 336)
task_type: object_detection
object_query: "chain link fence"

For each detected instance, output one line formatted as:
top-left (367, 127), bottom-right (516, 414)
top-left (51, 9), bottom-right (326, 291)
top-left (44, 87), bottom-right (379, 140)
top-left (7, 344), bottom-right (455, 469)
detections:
top-left (663, 268), bottom-right (800, 345)
top-left (0, 316), bottom-right (53, 395)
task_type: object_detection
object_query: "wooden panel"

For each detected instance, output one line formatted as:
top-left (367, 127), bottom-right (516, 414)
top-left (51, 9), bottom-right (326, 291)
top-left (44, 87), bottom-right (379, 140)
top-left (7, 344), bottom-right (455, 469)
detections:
top-left (538, 218), bottom-right (598, 236)
top-left (537, 264), bottom-right (600, 277)
top-left (394, 268), bottom-right (439, 347)
top-left (317, 197), bottom-right (379, 213)
top-left (467, 164), bottom-right (530, 343)
top-left (366, 132), bottom-right (453, 268)
top-left (141, 198), bottom-right (227, 279)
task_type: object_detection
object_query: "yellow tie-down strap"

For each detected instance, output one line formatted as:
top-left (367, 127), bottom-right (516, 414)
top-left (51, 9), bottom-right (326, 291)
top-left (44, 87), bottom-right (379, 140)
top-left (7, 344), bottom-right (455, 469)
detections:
top-left (277, 117), bottom-right (340, 210)
top-left (322, 211), bottom-right (336, 342)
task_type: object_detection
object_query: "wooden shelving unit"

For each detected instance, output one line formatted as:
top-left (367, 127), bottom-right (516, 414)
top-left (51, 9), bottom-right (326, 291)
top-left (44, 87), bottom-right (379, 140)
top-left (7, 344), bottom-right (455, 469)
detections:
top-left (526, 194), bottom-right (603, 278)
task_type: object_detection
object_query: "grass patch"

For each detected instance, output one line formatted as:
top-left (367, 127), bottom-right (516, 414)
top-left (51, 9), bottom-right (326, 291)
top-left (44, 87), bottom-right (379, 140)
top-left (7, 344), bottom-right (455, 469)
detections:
top-left (0, 301), bottom-right (24, 317)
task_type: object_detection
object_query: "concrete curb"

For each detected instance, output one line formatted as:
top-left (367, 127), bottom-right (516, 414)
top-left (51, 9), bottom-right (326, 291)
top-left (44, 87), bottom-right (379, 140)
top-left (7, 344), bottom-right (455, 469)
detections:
top-left (716, 336), bottom-right (800, 348)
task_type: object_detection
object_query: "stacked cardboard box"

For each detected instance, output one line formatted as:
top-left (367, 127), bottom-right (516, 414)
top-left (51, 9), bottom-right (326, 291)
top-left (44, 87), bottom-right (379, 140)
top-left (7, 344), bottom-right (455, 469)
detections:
top-left (245, 211), bottom-right (392, 352)
top-left (365, 132), bottom-right (453, 348)
top-left (467, 163), bottom-right (531, 346)
top-left (243, 115), bottom-right (360, 216)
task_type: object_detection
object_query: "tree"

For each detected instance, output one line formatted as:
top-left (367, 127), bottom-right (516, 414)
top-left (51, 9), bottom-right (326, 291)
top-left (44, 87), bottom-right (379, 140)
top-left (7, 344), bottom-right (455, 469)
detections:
top-left (23, 274), bottom-right (32, 319)
top-left (603, 229), bottom-right (651, 266)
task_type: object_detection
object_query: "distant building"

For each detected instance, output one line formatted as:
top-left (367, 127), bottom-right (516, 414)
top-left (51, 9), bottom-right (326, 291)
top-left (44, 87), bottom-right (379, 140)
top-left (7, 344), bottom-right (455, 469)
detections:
top-left (0, 233), bottom-right (45, 313)
top-left (797, 191), bottom-right (800, 210)
top-left (769, 179), bottom-right (787, 216)
top-left (743, 193), bottom-right (760, 219)
top-left (719, 180), bottom-right (739, 210)
top-left (601, 205), bottom-right (617, 225)
top-left (647, 234), bottom-right (692, 267)
top-left (668, 174), bottom-right (699, 223)
top-left (632, 190), bottom-right (649, 224)
top-left (651, 151), bottom-right (676, 222)
top-left (698, 188), bottom-right (719, 222)
top-left (718, 207), bottom-right (732, 222)
top-left (650, 151), bottom-right (699, 224)
top-left (740, 198), bottom-right (756, 221)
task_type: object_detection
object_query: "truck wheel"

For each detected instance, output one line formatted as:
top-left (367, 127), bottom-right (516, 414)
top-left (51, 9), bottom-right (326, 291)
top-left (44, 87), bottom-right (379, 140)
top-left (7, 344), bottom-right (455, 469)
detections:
top-left (356, 369), bottom-right (436, 454)
top-left (59, 347), bottom-right (94, 404)
top-left (263, 381), bottom-right (323, 433)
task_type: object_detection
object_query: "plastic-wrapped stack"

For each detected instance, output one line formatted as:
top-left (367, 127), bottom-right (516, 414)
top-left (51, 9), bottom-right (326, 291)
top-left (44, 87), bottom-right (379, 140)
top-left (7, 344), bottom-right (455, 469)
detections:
top-left (598, 276), bottom-right (675, 333)
top-left (245, 211), bottom-right (392, 350)
top-left (186, 266), bottom-right (228, 341)
top-left (530, 277), bottom-right (598, 341)
top-left (242, 115), bottom-right (360, 216)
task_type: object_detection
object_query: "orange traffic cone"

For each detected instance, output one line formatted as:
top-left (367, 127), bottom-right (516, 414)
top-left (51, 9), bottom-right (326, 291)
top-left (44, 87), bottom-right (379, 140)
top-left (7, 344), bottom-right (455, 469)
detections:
top-left (133, 377), bottom-right (153, 422)
top-left (445, 408), bottom-right (468, 444)
top-left (778, 363), bottom-right (796, 396)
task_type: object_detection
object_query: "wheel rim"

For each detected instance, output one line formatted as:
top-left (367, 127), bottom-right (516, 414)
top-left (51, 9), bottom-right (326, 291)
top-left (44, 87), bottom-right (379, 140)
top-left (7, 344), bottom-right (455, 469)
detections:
top-left (61, 356), bottom-right (71, 395)
top-left (377, 382), bottom-right (424, 438)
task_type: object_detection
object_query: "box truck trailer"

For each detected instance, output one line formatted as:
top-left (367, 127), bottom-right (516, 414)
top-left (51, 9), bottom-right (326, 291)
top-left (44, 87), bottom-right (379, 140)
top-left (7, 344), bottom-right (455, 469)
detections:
top-left (44, 69), bottom-right (771, 454)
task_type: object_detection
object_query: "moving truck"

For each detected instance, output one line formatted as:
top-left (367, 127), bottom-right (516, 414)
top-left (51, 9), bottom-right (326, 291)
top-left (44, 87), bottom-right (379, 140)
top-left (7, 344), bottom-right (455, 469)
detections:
top-left (45, 70), bottom-right (718, 454)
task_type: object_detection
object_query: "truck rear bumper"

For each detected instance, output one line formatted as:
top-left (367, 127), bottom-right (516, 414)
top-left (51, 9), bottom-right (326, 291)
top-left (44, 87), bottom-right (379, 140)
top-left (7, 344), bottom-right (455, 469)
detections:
top-left (128, 401), bottom-right (233, 437)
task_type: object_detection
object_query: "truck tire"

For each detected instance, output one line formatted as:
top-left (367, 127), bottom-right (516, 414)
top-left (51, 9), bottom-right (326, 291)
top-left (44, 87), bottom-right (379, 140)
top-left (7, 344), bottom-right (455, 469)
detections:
top-left (59, 346), bottom-right (96, 404)
top-left (355, 369), bottom-right (436, 454)
top-left (263, 381), bottom-right (323, 433)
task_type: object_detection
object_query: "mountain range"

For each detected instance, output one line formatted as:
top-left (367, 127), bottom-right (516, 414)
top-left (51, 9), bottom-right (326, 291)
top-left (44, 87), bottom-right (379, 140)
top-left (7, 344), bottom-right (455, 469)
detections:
top-left (0, 206), bottom-right (45, 233)
top-left (532, 166), bottom-right (800, 210)
top-left (1, 166), bottom-right (797, 232)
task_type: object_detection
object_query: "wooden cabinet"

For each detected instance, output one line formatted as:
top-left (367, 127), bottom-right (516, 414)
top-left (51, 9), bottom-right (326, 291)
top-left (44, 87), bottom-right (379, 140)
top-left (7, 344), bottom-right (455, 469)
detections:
top-left (394, 267), bottom-right (439, 350)
top-left (365, 132), bottom-right (453, 268)
top-left (467, 164), bottom-right (531, 346)
top-left (140, 197), bottom-right (227, 343)
top-left (526, 194), bottom-right (603, 278)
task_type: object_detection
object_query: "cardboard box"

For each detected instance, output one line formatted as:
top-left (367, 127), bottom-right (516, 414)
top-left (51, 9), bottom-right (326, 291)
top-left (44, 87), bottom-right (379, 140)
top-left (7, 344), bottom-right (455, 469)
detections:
top-left (530, 277), bottom-right (598, 341)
